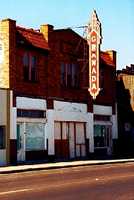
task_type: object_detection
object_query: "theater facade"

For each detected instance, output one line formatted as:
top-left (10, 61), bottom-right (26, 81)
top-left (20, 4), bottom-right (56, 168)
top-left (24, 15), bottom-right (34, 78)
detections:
top-left (0, 11), bottom-right (118, 165)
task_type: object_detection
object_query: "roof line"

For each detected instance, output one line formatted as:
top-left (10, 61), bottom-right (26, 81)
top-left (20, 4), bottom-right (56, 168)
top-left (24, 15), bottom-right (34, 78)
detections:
top-left (17, 26), bottom-right (41, 35)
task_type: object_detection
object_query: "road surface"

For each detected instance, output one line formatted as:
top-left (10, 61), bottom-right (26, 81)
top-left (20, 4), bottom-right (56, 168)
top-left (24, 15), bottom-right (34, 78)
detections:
top-left (0, 162), bottom-right (134, 200)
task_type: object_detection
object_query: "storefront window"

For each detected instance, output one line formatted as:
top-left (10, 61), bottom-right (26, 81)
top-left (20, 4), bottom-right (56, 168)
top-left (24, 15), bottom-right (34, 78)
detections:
top-left (94, 125), bottom-right (107, 147)
top-left (26, 123), bottom-right (45, 151)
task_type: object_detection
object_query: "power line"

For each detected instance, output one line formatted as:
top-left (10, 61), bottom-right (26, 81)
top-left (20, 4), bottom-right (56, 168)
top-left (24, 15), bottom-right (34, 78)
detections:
top-left (61, 25), bottom-right (88, 30)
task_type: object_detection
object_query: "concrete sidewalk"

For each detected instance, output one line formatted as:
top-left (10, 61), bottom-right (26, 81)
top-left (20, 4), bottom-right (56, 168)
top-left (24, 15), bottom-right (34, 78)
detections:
top-left (0, 158), bottom-right (134, 174)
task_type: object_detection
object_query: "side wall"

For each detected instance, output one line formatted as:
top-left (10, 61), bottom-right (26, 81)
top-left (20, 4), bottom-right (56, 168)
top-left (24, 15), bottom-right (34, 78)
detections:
top-left (0, 89), bottom-right (8, 165)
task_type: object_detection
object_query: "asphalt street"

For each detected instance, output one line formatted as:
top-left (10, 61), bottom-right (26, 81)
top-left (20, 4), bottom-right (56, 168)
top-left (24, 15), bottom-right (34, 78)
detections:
top-left (0, 162), bottom-right (134, 200)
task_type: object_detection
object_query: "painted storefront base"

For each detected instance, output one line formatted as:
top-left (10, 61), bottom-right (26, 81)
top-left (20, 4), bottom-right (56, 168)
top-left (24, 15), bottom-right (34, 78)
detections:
top-left (0, 94), bottom-right (118, 165)
top-left (13, 98), bottom-right (93, 163)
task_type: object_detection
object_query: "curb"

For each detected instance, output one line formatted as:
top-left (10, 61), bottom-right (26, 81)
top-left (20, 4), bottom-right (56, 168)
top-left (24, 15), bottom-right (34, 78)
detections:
top-left (0, 158), bottom-right (134, 174)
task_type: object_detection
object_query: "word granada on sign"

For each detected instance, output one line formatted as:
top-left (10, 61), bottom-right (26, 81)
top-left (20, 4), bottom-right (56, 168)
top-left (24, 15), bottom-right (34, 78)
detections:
top-left (87, 10), bottom-right (101, 99)
top-left (88, 30), bottom-right (99, 99)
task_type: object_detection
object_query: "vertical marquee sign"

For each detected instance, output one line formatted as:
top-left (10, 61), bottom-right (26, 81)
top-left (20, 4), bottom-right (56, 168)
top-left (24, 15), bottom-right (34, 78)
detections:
top-left (87, 10), bottom-right (102, 99)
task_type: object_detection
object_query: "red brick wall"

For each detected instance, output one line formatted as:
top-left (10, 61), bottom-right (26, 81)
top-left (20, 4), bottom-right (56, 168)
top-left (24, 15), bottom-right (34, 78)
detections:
top-left (47, 29), bottom-right (91, 106)
top-left (47, 28), bottom-right (116, 112)
top-left (8, 23), bottom-right (116, 112)
top-left (95, 63), bottom-right (116, 113)
top-left (11, 46), bottom-right (49, 99)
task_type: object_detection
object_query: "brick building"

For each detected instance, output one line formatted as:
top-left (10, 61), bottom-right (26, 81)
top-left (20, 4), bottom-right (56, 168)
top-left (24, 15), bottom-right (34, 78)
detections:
top-left (0, 11), bottom-right (118, 165)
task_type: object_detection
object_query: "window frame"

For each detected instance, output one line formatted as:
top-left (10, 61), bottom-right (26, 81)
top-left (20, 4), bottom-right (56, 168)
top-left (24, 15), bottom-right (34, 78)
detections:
top-left (23, 52), bottom-right (37, 82)
top-left (17, 109), bottom-right (45, 118)
top-left (61, 62), bottom-right (79, 88)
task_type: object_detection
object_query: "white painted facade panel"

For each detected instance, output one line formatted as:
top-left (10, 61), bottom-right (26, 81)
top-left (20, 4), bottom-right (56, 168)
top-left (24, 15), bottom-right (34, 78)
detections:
top-left (53, 110), bottom-right (89, 122)
top-left (54, 101), bottom-right (87, 113)
top-left (45, 110), bottom-right (55, 155)
top-left (16, 97), bottom-right (47, 110)
top-left (10, 107), bottom-right (17, 139)
top-left (93, 105), bottom-right (112, 115)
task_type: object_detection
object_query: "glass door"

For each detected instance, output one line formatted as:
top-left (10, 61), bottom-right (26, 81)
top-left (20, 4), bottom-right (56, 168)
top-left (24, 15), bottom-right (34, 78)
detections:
top-left (94, 125), bottom-right (112, 154)
top-left (17, 123), bottom-right (25, 162)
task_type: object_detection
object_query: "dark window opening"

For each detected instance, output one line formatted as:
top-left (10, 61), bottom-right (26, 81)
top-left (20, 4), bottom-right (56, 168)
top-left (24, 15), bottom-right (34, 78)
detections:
top-left (31, 56), bottom-right (37, 82)
top-left (23, 52), bottom-right (37, 82)
top-left (23, 52), bottom-right (29, 81)
top-left (17, 124), bottom-right (21, 150)
top-left (61, 63), bottom-right (79, 88)
top-left (61, 63), bottom-right (66, 86)
top-left (0, 126), bottom-right (5, 149)
top-left (17, 109), bottom-right (45, 118)
top-left (94, 115), bottom-right (111, 121)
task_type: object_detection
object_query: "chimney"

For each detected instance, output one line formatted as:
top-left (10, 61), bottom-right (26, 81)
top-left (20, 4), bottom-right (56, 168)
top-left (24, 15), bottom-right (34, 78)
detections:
top-left (0, 18), bottom-right (16, 88)
top-left (40, 24), bottom-right (53, 42)
top-left (106, 50), bottom-right (116, 66)
top-left (130, 64), bottom-right (134, 72)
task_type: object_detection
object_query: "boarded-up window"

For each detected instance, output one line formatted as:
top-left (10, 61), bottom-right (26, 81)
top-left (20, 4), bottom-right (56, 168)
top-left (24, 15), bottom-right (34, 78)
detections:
top-left (75, 123), bottom-right (85, 144)
top-left (54, 122), bottom-right (61, 140)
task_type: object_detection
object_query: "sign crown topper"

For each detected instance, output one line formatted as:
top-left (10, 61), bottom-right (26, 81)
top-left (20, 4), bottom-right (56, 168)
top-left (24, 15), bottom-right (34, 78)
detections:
top-left (87, 10), bottom-right (102, 99)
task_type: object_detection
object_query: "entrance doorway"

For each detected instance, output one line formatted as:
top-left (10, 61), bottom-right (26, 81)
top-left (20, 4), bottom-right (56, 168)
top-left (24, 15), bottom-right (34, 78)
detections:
top-left (94, 125), bottom-right (112, 155)
top-left (54, 121), bottom-right (86, 160)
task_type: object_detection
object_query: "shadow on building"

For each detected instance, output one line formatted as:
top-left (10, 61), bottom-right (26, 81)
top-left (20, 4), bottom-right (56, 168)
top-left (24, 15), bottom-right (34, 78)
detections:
top-left (116, 77), bottom-right (134, 158)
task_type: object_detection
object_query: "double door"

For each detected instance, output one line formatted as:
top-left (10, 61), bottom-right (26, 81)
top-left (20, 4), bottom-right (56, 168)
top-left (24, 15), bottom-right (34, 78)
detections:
top-left (54, 121), bottom-right (86, 159)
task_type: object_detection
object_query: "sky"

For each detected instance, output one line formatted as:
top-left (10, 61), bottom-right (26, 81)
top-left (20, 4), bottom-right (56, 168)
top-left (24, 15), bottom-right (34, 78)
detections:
top-left (0, 0), bottom-right (134, 70)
